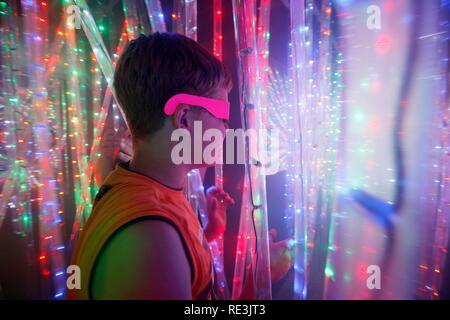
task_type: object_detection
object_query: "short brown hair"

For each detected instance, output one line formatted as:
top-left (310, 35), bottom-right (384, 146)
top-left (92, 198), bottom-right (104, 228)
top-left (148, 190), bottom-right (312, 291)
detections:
top-left (113, 32), bottom-right (232, 139)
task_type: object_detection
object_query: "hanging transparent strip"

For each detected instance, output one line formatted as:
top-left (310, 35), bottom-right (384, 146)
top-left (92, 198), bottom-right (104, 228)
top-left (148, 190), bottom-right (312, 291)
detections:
top-left (210, 0), bottom-right (230, 300)
top-left (184, 0), bottom-right (197, 41)
top-left (0, 11), bottom-right (19, 232)
top-left (70, 23), bottom-right (128, 241)
top-left (122, 0), bottom-right (142, 39)
top-left (21, 0), bottom-right (66, 299)
top-left (145, 0), bottom-right (167, 32)
top-left (289, 0), bottom-right (308, 300)
top-left (72, 0), bottom-right (115, 87)
top-left (256, 0), bottom-right (271, 128)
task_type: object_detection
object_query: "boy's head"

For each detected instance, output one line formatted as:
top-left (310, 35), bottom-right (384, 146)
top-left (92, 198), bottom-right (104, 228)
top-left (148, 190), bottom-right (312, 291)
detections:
top-left (113, 32), bottom-right (232, 142)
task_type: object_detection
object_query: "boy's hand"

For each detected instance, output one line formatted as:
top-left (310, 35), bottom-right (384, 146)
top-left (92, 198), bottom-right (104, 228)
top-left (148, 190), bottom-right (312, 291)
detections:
top-left (99, 127), bottom-right (132, 163)
top-left (269, 228), bottom-right (294, 283)
top-left (94, 126), bottom-right (133, 186)
top-left (204, 186), bottom-right (234, 242)
top-left (99, 127), bottom-right (121, 161)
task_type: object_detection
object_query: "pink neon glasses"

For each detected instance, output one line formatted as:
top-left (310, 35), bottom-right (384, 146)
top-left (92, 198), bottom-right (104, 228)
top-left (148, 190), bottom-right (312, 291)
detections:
top-left (163, 93), bottom-right (230, 121)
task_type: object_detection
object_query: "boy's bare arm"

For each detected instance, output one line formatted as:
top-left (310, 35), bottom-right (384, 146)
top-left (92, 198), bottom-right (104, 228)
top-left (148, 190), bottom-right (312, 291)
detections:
top-left (91, 219), bottom-right (192, 299)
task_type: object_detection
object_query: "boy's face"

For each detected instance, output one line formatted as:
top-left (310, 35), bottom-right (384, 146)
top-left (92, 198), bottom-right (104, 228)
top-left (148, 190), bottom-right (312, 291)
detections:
top-left (197, 87), bottom-right (230, 136)
top-left (195, 88), bottom-right (229, 167)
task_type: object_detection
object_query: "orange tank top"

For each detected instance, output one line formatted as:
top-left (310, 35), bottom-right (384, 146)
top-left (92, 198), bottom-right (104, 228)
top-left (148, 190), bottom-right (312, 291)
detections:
top-left (68, 163), bottom-right (213, 299)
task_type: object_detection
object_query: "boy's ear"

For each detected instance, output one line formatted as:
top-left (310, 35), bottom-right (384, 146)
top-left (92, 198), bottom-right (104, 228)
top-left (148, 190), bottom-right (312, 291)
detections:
top-left (172, 104), bottom-right (190, 129)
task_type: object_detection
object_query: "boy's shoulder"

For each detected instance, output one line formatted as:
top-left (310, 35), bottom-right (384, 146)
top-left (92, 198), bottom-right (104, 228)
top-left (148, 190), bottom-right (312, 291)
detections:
top-left (91, 217), bottom-right (192, 299)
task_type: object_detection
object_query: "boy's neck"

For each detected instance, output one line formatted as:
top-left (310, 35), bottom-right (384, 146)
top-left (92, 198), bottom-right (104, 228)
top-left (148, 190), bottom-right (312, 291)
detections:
top-left (129, 134), bottom-right (189, 190)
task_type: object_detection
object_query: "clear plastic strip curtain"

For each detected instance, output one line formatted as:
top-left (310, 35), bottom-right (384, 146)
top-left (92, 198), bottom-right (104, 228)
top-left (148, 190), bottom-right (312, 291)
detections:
top-left (231, 0), bottom-right (272, 300)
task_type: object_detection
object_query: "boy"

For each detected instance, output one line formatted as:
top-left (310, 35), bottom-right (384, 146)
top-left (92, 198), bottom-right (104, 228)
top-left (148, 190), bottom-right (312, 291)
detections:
top-left (70, 32), bottom-right (233, 300)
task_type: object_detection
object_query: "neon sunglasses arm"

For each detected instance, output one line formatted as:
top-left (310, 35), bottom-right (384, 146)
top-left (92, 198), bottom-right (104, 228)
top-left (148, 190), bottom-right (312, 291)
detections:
top-left (163, 93), bottom-right (230, 121)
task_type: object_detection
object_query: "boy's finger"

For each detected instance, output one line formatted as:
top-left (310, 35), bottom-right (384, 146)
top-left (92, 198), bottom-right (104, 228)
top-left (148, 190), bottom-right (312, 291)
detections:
top-left (216, 192), bottom-right (231, 203)
top-left (217, 189), bottom-right (233, 199)
top-left (223, 192), bottom-right (234, 201)
top-left (209, 189), bottom-right (220, 197)
top-left (216, 189), bottom-right (228, 197)
top-left (224, 195), bottom-right (234, 205)
top-left (206, 185), bottom-right (218, 194)
top-left (269, 228), bottom-right (277, 242)
top-left (276, 240), bottom-right (290, 250)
